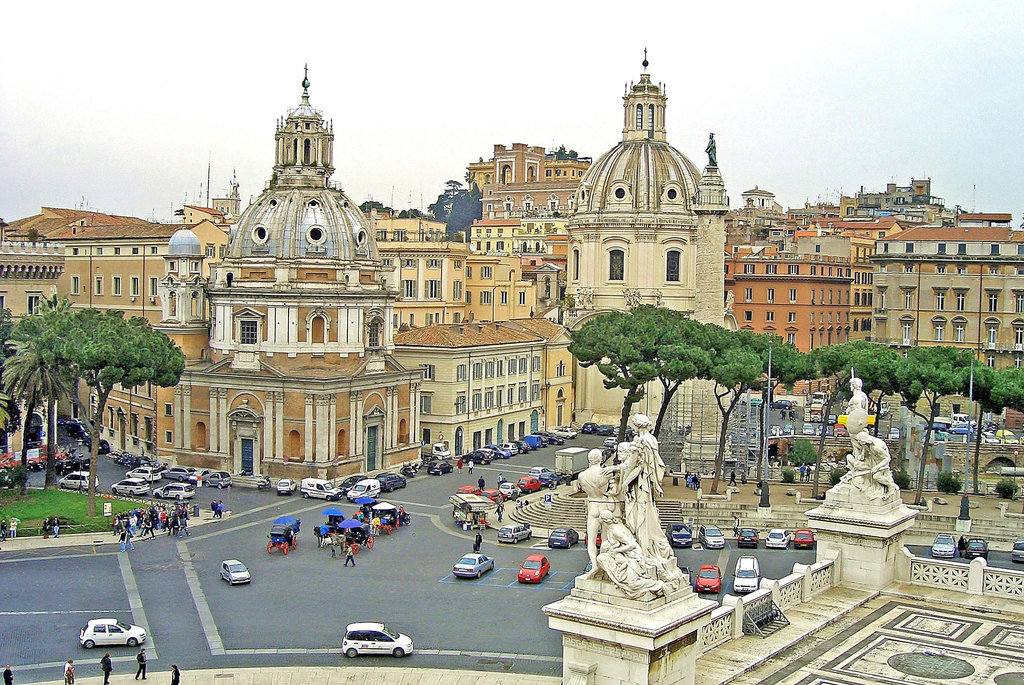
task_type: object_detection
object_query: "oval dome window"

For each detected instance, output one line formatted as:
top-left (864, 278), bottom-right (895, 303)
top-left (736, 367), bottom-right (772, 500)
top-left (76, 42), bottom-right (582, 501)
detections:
top-left (252, 226), bottom-right (268, 244)
top-left (308, 226), bottom-right (324, 243)
top-left (667, 188), bottom-right (678, 200)
top-left (614, 187), bottom-right (626, 200)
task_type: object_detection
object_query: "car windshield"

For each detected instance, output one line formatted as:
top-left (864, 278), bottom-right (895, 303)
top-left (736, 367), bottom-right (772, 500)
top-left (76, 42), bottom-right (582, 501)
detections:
top-left (705, 528), bottom-right (722, 537)
top-left (458, 557), bottom-right (478, 565)
top-left (227, 563), bottom-right (246, 572)
top-left (740, 529), bottom-right (756, 536)
top-left (380, 627), bottom-right (400, 640)
top-left (116, 622), bottom-right (133, 631)
top-left (736, 569), bottom-right (755, 578)
top-left (769, 532), bottom-right (784, 538)
top-left (698, 569), bottom-right (718, 579)
top-left (968, 540), bottom-right (985, 549)
top-left (523, 560), bottom-right (541, 569)
top-left (1015, 542), bottom-right (1024, 551)
top-left (935, 536), bottom-right (954, 545)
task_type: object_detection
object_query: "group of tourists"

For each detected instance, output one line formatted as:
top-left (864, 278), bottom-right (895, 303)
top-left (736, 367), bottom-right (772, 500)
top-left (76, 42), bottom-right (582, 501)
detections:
top-left (50, 653), bottom-right (180, 685)
top-left (0, 517), bottom-right (19, 540)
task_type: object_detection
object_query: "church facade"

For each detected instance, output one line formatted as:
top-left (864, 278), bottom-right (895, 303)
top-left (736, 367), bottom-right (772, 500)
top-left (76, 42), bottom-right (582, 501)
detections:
top-left (154, 73), bottom-right (421, 478)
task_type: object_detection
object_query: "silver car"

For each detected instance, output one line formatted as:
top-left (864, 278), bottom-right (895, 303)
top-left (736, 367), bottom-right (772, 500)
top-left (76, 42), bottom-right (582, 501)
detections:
top-left (698, 525), bottom-right (726, 549)
top-left (153, 483), bottom-right (196, 500)
top-left (1012, 537), bottom-right (1024, 563)
top-left (111, 478), bottom-right (150, 496)
top-left (931, 533), bottom-right (957, 559)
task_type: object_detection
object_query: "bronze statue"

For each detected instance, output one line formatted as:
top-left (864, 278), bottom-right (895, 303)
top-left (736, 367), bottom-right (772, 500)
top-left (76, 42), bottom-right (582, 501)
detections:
top-left (705, 133), bottom-right (717, 167)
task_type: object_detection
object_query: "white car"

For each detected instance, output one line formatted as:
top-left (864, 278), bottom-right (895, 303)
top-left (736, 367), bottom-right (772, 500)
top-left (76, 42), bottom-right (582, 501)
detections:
top-left (153, 483), bottom-right (196, 500)
top-left (551, 427), bottom-right (578, 439)
top-left (111, 478), bottom-right (150, 497)
top-left (125, 466), bottom-right (163, 483)
top-left (602, 437), bottom-right (617, 448)
top-left (59, 471), bottom-right (91, 491)
top-left (277, 478), bottom-right (298, 496)
top-left (528, 467), bottom-right (556, 479)
top-left (220, 559), bottom-right (251, 584)
top-left (765, 529), bottom-right (792, 549)
top-left (79, 618), bottom-right (147, 648)
top-left (342, 622), bottom-right (413, 658)
top-left (498, 443), bottom-right (520, 455)
top-left (733, 556), bottom-right (761, 594)
top-left (498, 481), bottom-right (521, 500)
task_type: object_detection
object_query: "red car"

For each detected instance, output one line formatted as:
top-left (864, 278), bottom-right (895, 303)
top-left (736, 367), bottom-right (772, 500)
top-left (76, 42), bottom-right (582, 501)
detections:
top-left (695, 564), bottom-right (722, 593)
top-left (456, 485), bottom-right (482, 496)
top-left (584, 531), bottom-right (602, 548)
top-left (479, 489), bottom-right (504, 503)
top-left (517, 554), bottom-right (551, 583)
top-left (517, 477), bottom-right (544, 493)
top-left (793, 529), bottom-right (816, 549)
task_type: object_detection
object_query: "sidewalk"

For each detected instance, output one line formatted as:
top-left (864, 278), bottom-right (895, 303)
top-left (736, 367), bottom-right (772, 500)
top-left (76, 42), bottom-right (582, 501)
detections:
top-left (19, 666), bottom-right (559, 685)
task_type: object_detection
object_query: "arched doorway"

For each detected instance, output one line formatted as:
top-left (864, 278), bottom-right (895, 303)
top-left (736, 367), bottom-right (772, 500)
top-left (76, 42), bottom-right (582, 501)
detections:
top-left (455, 427), bottom-right (464, 455)
top-left (497, 419), bottom-right (504, 444)
top-left (227, 402), bottom-right (263, 474)
top-left (288, 430), bottom-right (301, 460)
top-left (530, 410), bottom-right (539, 433)
top-left (337, 428), bottom-right (347, 456)
top-left (194, 422), bottom-right (208, 451)
top-left (399, 418), bottom-right (409, 444)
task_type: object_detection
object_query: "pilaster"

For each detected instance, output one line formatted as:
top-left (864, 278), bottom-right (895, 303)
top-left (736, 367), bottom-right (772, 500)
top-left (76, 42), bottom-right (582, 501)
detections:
top-left (304, 394), bottom-right (314, 462)
top-left (182, 385), bottom-right (192, 451)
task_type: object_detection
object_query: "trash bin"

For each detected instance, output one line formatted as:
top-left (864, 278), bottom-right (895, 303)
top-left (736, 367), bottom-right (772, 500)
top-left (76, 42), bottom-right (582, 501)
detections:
top-left (192, 504), bottom-right (200, 518)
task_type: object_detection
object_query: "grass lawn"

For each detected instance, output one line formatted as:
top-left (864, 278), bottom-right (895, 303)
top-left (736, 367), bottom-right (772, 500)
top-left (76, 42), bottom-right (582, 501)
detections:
top-left (0, 488), bottom-right (138, 535)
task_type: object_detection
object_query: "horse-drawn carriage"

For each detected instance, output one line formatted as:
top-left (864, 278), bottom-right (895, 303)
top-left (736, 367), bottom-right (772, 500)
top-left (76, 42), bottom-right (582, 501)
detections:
top-left (267, 516), bottom-right (300, 555)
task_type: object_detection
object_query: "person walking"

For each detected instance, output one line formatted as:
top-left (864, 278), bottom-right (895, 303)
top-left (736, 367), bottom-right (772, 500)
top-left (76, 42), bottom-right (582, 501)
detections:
top-left (344, 543), bottom-right (356, 566)
top-left (457, 458), bottom-right (463, 472)
top-left (477, 476), bottom-right (485, 491)
top-left (733, 516), bottom-right (740, 538)
top-left (100, 653), bottom-right (112, 685)
top-left (467, 459), bottom-right (474, 474)
top-left (496, 503), bottom-right (504, 523)
top-left (1, 518), bottom-right (8, 541)
top-left (728, 470), bottom-right (736, 486)
top-left (473, 532), bottom-right (483, 553)
top-left (958, 535), bottom-right (967, 558)
top-left (4, 664), bottom-right (13, 685)
top-left (170, 665), bottom-right (180, 685)
top-left (63, 660), bottom-right (74, 685)
top-left (134, 648), bottom-right (146, 680)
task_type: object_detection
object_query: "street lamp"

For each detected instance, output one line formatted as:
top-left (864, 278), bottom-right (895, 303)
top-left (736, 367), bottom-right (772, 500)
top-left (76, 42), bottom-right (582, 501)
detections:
top-left (959, 354), bottom-right (974, 521)
top-left (760, 341), bottom-right (773, 508)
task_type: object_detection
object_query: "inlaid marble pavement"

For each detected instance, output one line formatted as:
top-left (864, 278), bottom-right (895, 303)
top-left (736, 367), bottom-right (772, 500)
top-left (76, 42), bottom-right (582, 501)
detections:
top-left (735, 599), bottom-right (1024, 685)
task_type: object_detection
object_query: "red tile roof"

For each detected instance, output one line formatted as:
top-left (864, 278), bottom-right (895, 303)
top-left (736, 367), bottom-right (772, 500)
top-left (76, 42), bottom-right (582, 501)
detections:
top-left (878, 226), bottom-right (1024, 242)
top-left (5, 207), bottom-right (156, 240)
top-left (394, 322), bottom-right (545, 347)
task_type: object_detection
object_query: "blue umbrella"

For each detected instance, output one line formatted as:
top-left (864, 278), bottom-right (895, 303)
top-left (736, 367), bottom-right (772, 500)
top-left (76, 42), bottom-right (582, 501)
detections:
top-left (339, 519), bottom-right (364, 529)
top-left (354, 497), bottom-right (376, 505)
top-left (322, 508), bottom-right (346, 517)
top-left (274, 516), bottom-right (298, 525)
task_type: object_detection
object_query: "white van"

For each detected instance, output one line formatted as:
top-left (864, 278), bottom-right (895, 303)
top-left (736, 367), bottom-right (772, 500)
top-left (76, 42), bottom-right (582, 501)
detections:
top-left (346, 478), bottom-right (381, 502)
top-left (300, 478), bottom-right (343, 501)
top-left (733, 556), bottom-right (761, 594)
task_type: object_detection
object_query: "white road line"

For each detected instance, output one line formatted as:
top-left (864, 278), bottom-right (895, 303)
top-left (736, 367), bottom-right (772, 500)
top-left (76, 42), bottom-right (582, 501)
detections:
top-left (12, 656), bottom-right (142, 672)
top-left (118, 552), bottom-right (159, 659)
top-left (0, 609), bottom-right (130, 615)
top-left (0, 550), bottom-right (119, 564)
top-left (177, 540), bottom-right (225, 655)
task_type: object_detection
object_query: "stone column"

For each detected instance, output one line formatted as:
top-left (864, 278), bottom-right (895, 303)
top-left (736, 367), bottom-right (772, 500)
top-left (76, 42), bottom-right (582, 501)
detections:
top-left (219, 389), bottom-right (229, 456)
top-left (209, 388), bottom-right (219, 453)
top-left (173, 386), bottom-right (183, 449)
top-left (275, 392), bottom-right (284, 460)
top-left (182, 385), bottom-right (192, 452)
top-left (263, 391), bottom-right (275, 466)
top-left (410, 382), bottom-right (420, 446)
top-left (304, 394), bottom-right (314, 462)
top-left (351, 391), bottom-right (363, 457)
top-left (328, 395), bottom-right (337, 461)
top-left (315, 395), bottom-right (329, 462)
top-left (349, 391), bottom-right (358, 457)
top-left (387, 386), bottom-right (398, 449)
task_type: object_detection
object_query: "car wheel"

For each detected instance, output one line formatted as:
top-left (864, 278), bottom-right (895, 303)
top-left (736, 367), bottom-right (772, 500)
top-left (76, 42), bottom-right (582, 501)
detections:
top-left (83, 639), bottom-right (95, 649)
top-left (392, 647), bottom-right (405, 658)
top-left (154, 492), bottom-right (162, 499)
top-left (345, 648), bottom-right (359, 659)
top-left (302, 492), bottom-right (309, 498)
top-left (127, 637), bottom-right (139, 647)
top-left (476, 570), bottom-right (481, 578)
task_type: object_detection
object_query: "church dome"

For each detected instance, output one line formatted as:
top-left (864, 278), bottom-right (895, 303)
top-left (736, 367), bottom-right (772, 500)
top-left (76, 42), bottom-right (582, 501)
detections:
top-left (576, 140), bottom-right (701, 215)
top-left (168, 228), bottom-right (202, 255)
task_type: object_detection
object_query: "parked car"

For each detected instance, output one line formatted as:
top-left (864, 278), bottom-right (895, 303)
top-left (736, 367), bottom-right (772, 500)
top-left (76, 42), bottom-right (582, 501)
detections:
top-left (595, 425), bottom-right (615, 436)
top-left (345, 479), bottom-right (381, 502)
top-left (467, 449), bottom-right (494, 465)
top-left (528, 467), bottom-right (556, 479)
top-left (337, 475), bottom-right (367, 494)
top-left (771, 400), bottom-right (793, 411)
top-left (204, 471), bottom-right (233, 488)
top-left (733, 556), bottom-right (761, 594)
top-left (452, 553), bottom-right (494, 578)
top-left (59, 471), bottom-right (91, 491)
top-left (518, 554), bottom-right (551, 583)
top-left (276, 478), bottom-right (298, 495)
top-left (514, 440), bottom-right (533, 453)
top-left (666, 523), bottom-right (692, 548)
top-left (79, 618), bottom-right (147, 649)
top-left (602, 437), bottom-right (617, 449)
top-left (497, 523), bottom-right (532, 543)
top-left (498, 481), bottom-right (521, 500)
top-left (111, 478), bottom-right (150, 497)
top-left (498, 442), bottom-right (520, 455)
top-left (517, 476), bottom-right (544, 493)
top-left (97, 439), bottom-right (111, 455)
top-left (802, 424), bottom-right (818, 436)
top-left (963, 537), bottom-right (989, 560)
top-left (548, 528), bottom-right (580, 548)
top-left (793, 529), bottom-right (816, 550)
top-left (551, 427), bottom-right (578, 439)
top-left (996, 430), bottom-right (1020, 444)
top-left (484, 444), bottom-right (512, 459)
top-left (522, 435), bottom-right (544, 449)
top-left (456, 485), bottom-right (482, 496)
top-left (697, 525), bottom-right (726, 549)
top-left (163, 466), bottom-right (197, 482)
top-left (1011, 536), bottom-right (1024, 563)
top-left (220, 559), bottom-right (251, 584)
top-left (835, 425), bottom-right (849, 438)
top-left (695, 564), bottom-right (722, 593)
top-left (478, 489), bottom-right (503, 503)
top-left (737, 528), bottom-right (759, 548)
top-left (342, 622), bottom-right (413, 658)
top-left (153, 483), bottom-right (196, 500)
top-left (125, 466), bottom-right (163, 483)
top-left (535, 432), bottom-right (564, 446)
top-left (889, 428), bottom-right (901, 441)
top-left (581, 422), bottom-right (598, 434)
top-left (427, 461), bottom-right (453, 475)
top-left (377, 473), bottom-right (407, 492)
top-left (537, 472), bottom-right (562, 488)
top-left (765, 529), bottom-right (791, 549)
top-left (930, 533), bottom-right (957, 559)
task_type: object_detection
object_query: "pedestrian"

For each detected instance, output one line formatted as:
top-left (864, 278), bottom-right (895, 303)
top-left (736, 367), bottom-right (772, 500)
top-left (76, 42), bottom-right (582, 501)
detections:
top-left (468, 459), bottom-right (474, 474)
top-left (344, 543), bottom-right (356, 566)
top-left (958, 535), bottom-right (967, 558)
top-left (53, 518), bottom-right (60, 538)
top-left (134, 648), bottom-right (146, 680)
top-left (170, 665), bottom-right (180, 685)
top-left (119, 527), bottom-right (130, 553)
top-left (4, 664), bottom-right (13, 685)
top-left (728, 470), bottom-right (736, 486)
top-left (218, 500), bottom-right (225, 518)
top-left (63, 660), bottom-right (74, 685)
top-left (799, 464), bottom-right (807, 482)
top-left (733, 516), bottom-right (740, 538)
top-left (9, 516), bottom-right (17, 538)
top-left (478, 476), bottom-right (485, 491)
top-left (473, 532), bottom-right (483, 553)
top-left (1, 518), bottom-right (7, 541)
top-left (497, 473), bottom-right (505, 486)
top-left (100, 653), bottom-right (112, 685)
top-left (457, 458), bottom-right (463, 472)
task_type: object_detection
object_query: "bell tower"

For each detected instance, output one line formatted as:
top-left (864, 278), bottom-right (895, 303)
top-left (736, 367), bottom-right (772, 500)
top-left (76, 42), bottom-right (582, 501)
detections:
top-left (621, 50), bottom-right (667, 142)
top-left (157, 228), bottom-right (210, 362)
top-left (272, 65), bottom-right (335, 189)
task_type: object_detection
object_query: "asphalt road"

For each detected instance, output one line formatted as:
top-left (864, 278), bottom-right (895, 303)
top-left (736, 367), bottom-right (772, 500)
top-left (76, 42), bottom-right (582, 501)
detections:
top-left (4, 435), bottom-right (816, 682)
top-left (906, 543), bottom-right (1023, 570)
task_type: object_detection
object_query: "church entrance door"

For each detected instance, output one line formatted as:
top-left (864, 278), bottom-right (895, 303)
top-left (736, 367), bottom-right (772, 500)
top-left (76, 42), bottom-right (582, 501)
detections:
top-left (366, 426), bottom-right (378, 471)
top-left (241, 438), bottom-right (254, 474)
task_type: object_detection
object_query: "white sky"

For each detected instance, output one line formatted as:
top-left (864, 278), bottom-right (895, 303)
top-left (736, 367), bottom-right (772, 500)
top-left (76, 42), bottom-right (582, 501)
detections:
top-left (2, 1), bottom-right (1023, 225)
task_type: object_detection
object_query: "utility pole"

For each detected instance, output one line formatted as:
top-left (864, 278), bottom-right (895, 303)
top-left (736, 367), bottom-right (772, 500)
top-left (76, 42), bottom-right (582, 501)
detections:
top-left (959, 355), bottom-right (974, 521)
top-left (760, 341), bottom-right (773, 509)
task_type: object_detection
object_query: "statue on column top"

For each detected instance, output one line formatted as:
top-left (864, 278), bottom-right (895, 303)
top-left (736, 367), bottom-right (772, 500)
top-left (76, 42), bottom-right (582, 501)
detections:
top-left (705, 132), bottom-right (717, 167)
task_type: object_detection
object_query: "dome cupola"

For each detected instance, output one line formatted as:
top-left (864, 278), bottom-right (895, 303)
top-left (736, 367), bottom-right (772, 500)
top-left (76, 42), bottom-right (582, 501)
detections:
top-left (168, 227), bottom-right (202, 256)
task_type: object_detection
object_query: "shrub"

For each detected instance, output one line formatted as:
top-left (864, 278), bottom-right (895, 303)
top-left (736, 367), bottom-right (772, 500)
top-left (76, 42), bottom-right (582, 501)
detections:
top-left (781, 467), bottom-right (796, 483)
top-left (996, 479), bottom-right (1018, 500)
top-left (830, 467), bottom-right (848, 486)
top-left (789, 440), bottom-right (817, 467)
top-left (893, 469), bottom-right (912, 490)
top-left (936, 471), bottom-right (962, 494)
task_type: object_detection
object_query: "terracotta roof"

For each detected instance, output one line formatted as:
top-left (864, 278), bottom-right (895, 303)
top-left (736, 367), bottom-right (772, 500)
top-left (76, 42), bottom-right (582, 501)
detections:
top-left (505, 318), bottom-right (567, 340)
top-left (5, 207), bottom-right (156, 239)
top-left (878, 226), bottom-right (1024, 242)
top-left (184, 205), bottom-right (225, 215)
top-left (471, 218), bottom-right (520, 227)
top-left (49, 223), bottom-right (183, 240)
top-left (957, 213), bottom-right (1012, 221)
top-left (394, 322), bottom-right (544, 348)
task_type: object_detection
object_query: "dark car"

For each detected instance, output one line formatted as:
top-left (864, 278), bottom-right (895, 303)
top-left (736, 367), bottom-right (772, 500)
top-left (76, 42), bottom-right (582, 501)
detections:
top-left (771, 400), bottom-right (793, 411)
top-left (426, 461), bottom-right (453, 475)
top-left (535, 432), bottom-right (565, 446)
top-left (337, 474), bottom-right (367, 494)
top-left (667, 523), bottom-right (692, 548)
top-left (537, 472), bottom-right (562, 488)
top-left (963, 538), bottom-right (989, 560)
top-left (377, 473), bottom-right (407, 492)
top-left (97, 439), bottom-right (111, 455)
top-left (515, 440), bottom-right (532, 453)
top-left (548, 528), bottom-right (579, 548)
top-left (581, 422), bottom-right (598, 434)
top-left (737, 528), bottom-right (759, 548)
top-left (56, 457), bottom-right (90, 476)
top-left (595, 425), bottom-right (615, 436)
top-left (468, 449), bottom-right (494, 465)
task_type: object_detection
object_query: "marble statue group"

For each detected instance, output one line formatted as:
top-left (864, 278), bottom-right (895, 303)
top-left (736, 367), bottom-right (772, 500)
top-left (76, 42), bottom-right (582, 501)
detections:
top-left (578, 413), bottom-right (684, 598)
top-left (838, 371), bottom-right (899, 502)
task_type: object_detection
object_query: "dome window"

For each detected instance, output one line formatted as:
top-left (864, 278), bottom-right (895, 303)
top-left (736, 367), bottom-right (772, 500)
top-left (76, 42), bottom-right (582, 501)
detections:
top-left (667, 188), bottom-right (678, 201)
top-left (614, 187), bottom-right (626, 201)
top-left (308, 199), bottom-right (319, 208)
top-left (252, 225), bottom-right (269, 244)
top-left (356, 230), bottom-right (367, 246)
top-left (307, 225), bottom-right (326, 245)
top-left (269, 199), bottom-right (278, 207)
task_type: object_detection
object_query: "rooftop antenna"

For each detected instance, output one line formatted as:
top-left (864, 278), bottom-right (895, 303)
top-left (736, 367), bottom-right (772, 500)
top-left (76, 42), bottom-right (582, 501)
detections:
top-left (972, 184), bottom-right (976, 213)
top-left (206, 155), bottom-right (211, 207)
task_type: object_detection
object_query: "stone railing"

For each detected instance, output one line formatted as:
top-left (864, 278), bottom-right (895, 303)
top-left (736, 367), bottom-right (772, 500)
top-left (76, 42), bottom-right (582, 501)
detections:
top-left (698, 555), bottom-right (837, 654)
top-left (900, 547), bottom-right (1024, 598)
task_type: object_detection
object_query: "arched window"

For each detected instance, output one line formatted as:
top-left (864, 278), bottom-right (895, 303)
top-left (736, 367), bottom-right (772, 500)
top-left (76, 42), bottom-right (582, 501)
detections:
top-left (303, 139), bottom-right (311, 165)
top-left (337, 428), bottom-right (347, 455)
top-left (609, 249), bottom-right (625, 281)
top-left (399, 418), bottom-right (409, 443)
top-left (168, 292), bottom-right (177, 317)
top-left (455, 426), bottom-right (464, 455)
top-left (193, 421), bottom-right (207, 451)
top-left (501, 165), bottom-right (512, 184)
top-left (367, 319), bottom-right (381, 348)
top-left (289, 430), bottom-right (301, 459)
top-left (666, 250), bottom-right (681, 282)
top-left (190, 291), bottom-right (199, 318)
top-left (648, 104), bottom-right (655, 135)
top-left (291, 139), bottom-right (298, 164)
top-left (527, 167), bottom-right (536, 182)
top-left (635, 104), bottom-right (643, 130)
top-left (311, 315), bottom-right (326, 344)
top-left (573, 249), bottom-right (580, 280)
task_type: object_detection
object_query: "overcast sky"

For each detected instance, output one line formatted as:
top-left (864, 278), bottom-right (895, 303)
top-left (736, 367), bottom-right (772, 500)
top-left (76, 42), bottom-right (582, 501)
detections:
top-left (2, 1), bottom-right (1022, 225)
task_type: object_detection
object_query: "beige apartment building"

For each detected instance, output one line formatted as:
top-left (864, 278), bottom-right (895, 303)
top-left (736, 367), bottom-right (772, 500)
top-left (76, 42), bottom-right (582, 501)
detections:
top-left (794, 230), bottom-right (876, 340)
top-left (873, 226), bottom-right (1024, 368)
top-left (0, 241), bottom-right (64, 318)
top-left (467, 143), bottom-right (590, 220)
top-left (393, 319), bottom-right (572, 454)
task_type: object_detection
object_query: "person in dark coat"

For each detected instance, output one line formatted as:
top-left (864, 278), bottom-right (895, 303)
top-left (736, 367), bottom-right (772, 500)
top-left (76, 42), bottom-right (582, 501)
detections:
top-left (170, 666), bottom-right (180, 685)
top-left (473, 532), bottom-right (483, 553)
top-left (4, 664), bottom-right (14, 685)
top-left (100, 653), bottom-right (112, 685)
top-left (134, 648), bottom-right (146, 680)
top-left (478, 476), bottom-right (485, 491)
top-left (958, 536), bottom-right (967, 557)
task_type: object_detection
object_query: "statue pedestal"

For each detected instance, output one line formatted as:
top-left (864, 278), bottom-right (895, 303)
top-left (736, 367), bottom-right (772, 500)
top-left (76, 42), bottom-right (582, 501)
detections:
top-left (544, 578), bottom-right (716, 685)
top-left (805, 485), bottom-right (917, 591)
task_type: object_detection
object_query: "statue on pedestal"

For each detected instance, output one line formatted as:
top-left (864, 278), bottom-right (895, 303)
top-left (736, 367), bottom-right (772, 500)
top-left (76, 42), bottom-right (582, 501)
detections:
top-left (577, 448), bottom-right (619, 577)
top-left (595, 510), bottom-right (665, 598)
top-left (839, 407), bottom-right (899, 502)
top-left (705, 132), bottom-right (717, 167)
top-left (847, 372), bottom-right (869, 414)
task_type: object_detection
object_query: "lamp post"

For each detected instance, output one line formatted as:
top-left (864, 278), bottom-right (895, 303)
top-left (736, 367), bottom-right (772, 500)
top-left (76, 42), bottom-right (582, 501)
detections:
top-left (760, 341), bottom-right (773, 508)
top-left (959, 354), bottom-right (974, 521)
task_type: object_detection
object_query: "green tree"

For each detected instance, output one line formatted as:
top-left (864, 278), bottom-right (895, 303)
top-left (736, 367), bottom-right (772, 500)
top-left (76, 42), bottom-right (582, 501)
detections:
top-left (648, 315), bottom-right (709, 438)
top-left (807, 343), bottom-right (853, 498)
top-left (894, 346), bottom-right (972, 506)
top-left (789, 439), bottom-right (818, 466)
top-left (963, 364), bottom-right (1002, 495)
top-left (845, 340), bottom-right (901, 436)
top-left (359, 200), bottom-right (393, 215)
top-left (53, 310), bottom-right (185, 516)
top-left (705, 329), bottom-right (763, 494)
top-left (428, 180), bottom-right (481, 240)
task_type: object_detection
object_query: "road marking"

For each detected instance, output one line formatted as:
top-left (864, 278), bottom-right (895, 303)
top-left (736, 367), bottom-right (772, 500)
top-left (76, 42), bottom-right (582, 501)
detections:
top-left (0, 549), bottom-right (116, 564)
top-left (118, 551), bottom-right (159, 659)
top-left (177, 540), bottom-right (225, 655)
top-left (0, 609), bottom-right (130, 615)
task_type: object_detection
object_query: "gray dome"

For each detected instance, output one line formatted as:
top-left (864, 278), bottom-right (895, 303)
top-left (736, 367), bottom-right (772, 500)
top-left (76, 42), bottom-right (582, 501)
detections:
top-left (227, 187), bottom-right (376, 261)
top-left (575, 140), bottom-right (701, 215)
top-left (168, 228), bottom-right (202, 255)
